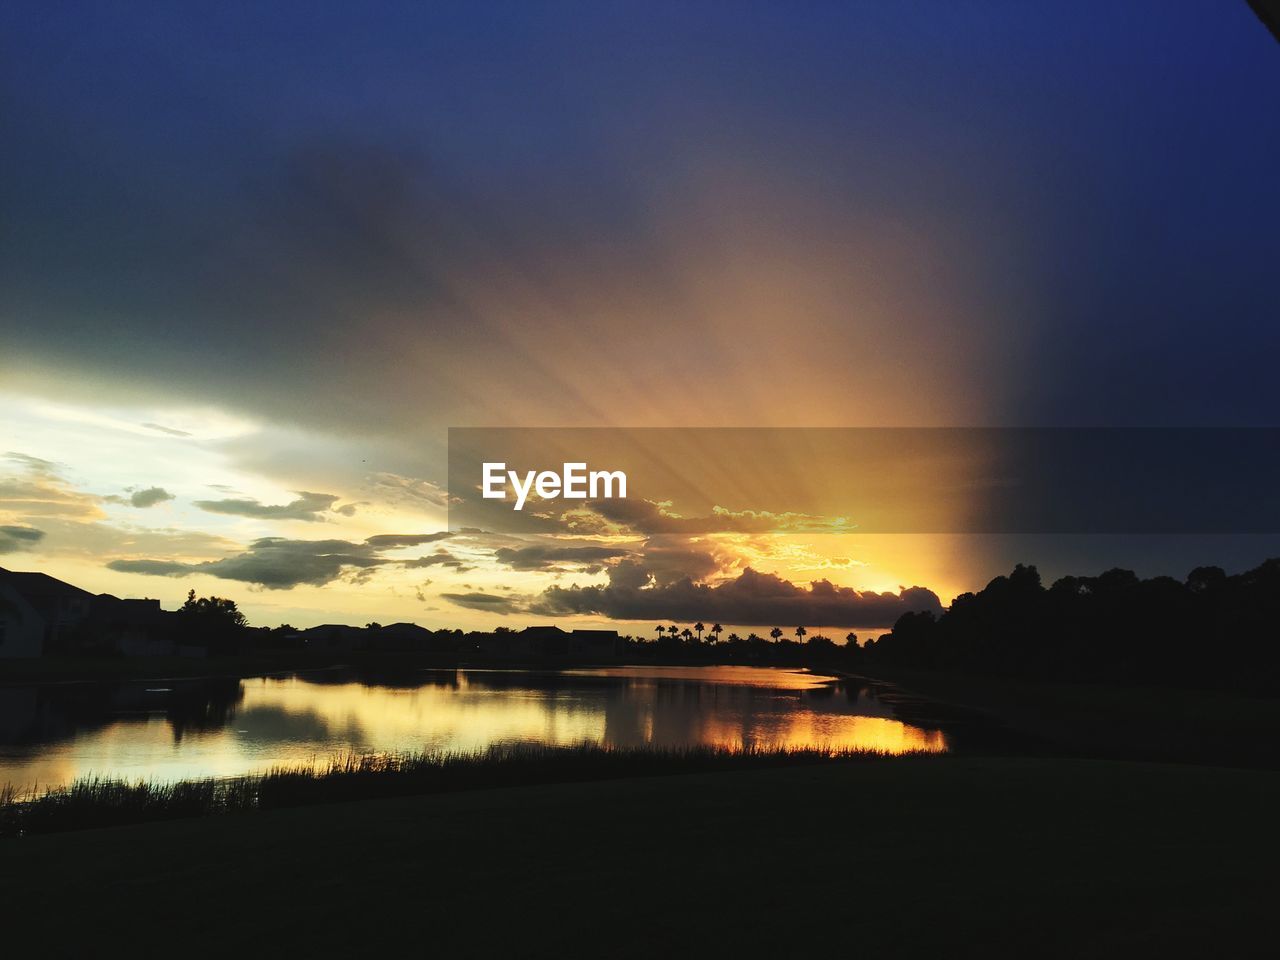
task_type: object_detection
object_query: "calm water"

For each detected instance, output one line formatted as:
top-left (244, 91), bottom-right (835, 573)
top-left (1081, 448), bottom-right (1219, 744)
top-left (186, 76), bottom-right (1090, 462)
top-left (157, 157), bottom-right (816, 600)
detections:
top-left (0, 665), bottom-right (946, 792)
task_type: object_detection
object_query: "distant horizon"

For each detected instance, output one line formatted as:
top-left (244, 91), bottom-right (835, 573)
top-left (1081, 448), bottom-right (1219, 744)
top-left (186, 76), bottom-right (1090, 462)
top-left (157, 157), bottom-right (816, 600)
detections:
top-left (6, 552), bottom-right (1277, 640)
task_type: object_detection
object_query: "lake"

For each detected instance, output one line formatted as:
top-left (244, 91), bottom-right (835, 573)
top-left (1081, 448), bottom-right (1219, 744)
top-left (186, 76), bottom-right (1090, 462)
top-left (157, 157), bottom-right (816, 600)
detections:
top-left (0, 665), bottom-right (946, 793)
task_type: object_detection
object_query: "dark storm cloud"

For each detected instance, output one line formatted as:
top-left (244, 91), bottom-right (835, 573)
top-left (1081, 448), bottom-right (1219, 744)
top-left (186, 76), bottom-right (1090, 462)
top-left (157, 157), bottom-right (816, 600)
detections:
top-left (193, 491), bottom-right (350, 522)
top-left (2, 121), bottom-right (545, 432)
top-left (530, 567), bottom-right (942, 628)
top-left (634, 540), bottom-right (722, 586)
top-left (440, 592), bottom-right (524, 614)
top-left (0, 524), bottom-right (45, 554)
top-left (5, 2), bottom-right (1276, 439)
top-left (606, 558), bottom-right (652, 590)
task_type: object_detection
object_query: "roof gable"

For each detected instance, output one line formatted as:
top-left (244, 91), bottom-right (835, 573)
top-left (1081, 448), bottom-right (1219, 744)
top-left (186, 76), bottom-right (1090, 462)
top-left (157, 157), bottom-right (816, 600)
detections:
top-left (0, 568), bottom-right (96, 601)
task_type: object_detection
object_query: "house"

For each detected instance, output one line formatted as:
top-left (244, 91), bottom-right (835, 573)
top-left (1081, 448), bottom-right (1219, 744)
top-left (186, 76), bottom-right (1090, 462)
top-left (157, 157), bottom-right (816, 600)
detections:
top-left (0, 567), bottom-right (96, 657)
top-left (90, 595), bottom-right (173, 656)
top-left (474, 629), bottom-right (539, 659)
top-left (365, 622), bottom-right (435, 652)
top-left (300, 624), bottom-right (365, 653)
top-left (568, 628), bottom-right (623, 660)
top-left (0, 568), bottom-right (188, 658)
top-left (0, 579), bottom-right (44, 658)
top-left (473, 625), bottom-right (622, 661)
top-left (521, 625), bottom-right (571, 656)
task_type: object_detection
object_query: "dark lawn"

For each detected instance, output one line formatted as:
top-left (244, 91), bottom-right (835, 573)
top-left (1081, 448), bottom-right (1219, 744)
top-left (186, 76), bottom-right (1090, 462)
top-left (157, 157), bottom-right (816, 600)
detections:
top-left (5, 756), bottom-right (1278, 958)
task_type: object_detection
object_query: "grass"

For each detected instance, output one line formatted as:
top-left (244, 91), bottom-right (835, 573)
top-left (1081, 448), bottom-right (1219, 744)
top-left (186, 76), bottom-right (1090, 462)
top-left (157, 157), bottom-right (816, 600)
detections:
top-left (5, 756), bottom-right (1280, 958)
top-left (0, 743), bottom-right (931, 838)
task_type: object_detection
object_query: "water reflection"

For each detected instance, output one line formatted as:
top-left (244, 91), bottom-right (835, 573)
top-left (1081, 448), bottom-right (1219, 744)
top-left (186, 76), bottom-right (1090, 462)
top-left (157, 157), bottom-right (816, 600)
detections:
top-left (0, 666), bottom-right (945, 792)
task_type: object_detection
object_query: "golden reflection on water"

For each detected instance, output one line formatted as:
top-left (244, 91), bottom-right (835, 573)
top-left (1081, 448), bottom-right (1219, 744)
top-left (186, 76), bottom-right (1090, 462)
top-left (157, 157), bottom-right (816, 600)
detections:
top-left (0, 666), bottom-right (945, 792)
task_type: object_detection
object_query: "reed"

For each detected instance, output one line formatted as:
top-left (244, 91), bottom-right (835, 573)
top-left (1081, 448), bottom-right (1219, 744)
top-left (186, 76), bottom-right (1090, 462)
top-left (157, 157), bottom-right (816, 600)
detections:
top-left (0, 743), bottom-right (940, 838)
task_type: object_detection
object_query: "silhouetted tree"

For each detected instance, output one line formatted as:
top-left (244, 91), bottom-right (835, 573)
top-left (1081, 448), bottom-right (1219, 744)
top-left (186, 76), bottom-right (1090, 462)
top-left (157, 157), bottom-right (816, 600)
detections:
top-left (178, 589), bottom-right (248, 654)
top-left (864, 558), bottom-right (1280, 694)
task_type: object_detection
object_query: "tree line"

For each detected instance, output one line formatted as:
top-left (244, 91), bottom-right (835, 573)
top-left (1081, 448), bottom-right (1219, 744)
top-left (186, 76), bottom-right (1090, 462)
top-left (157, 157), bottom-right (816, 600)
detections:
top-left (862, 559), bottom-right (1280, 694)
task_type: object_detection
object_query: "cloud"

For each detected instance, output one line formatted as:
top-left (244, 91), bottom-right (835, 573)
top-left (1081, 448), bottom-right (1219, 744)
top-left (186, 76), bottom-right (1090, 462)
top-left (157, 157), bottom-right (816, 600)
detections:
top-left (482, 532), bottom-right (725, 583)
top-left (0, 524), bottom-right (45, 554)
top-left (399, 549), bottom-right (471, 571)
top-left (1, 452), bottom-right (107, 521)
top-left (141, 423), bottom-right (192, 437)
top-left (492, 543), bottom-right (632, 572)
top-left (108, 534), bottom-right (472, 589)
top-left (4, 453), bottom-right (59, 476)
top-left (191, 537), bottom-right (387, 588)
top-left (370, 473), bottom-right (450, 510)
top-left (193, 491), bottom-right (351, 522)
top-left (107, 558), bottom-right (192, 576)
top-left (633, 540), bottom-right (722, 586)
top-left (582, 499), bottom-right (848, 536)
top-left (605, 557), bottom-right (652, 590)
top-left (529, 567), bottom-right (942, 628)
top-left (365, 532), bottom-right (452, 548)
top-left (109, 536), bottom-right (386, 588)
top-left (128, 487), bottom-right (175, 508)
top-left (440, 591), bottom-right (524, 614)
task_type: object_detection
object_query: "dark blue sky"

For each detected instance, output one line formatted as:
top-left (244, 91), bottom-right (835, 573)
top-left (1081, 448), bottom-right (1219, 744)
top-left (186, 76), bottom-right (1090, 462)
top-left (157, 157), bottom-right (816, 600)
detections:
top-left (4, 1), bottom-right (1277, 429)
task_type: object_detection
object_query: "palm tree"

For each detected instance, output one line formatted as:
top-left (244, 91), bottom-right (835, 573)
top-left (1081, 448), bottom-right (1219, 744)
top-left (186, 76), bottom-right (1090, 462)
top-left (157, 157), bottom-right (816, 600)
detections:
top-left (694, 621), bottom-right (705, 644)
top-left (654, 625), bottom-right (665, 642)
top-left (667, 625), bottom-right (680, 641)
top-left (727, 633), bottom-right (741, 644)
top-left (794, 626), bottom-right (807, 642)
top-left (711, 623), bottom-right (723, 644)
top-left (680, 628), bottom-right (694, 643)
top-left (769, 627), bottom-right (783, 643)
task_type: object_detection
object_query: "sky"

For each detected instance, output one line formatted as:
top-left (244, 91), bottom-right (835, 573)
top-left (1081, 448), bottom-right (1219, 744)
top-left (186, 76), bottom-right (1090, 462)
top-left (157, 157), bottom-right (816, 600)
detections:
top-left (2, 1), bottom-right (1278, 633)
